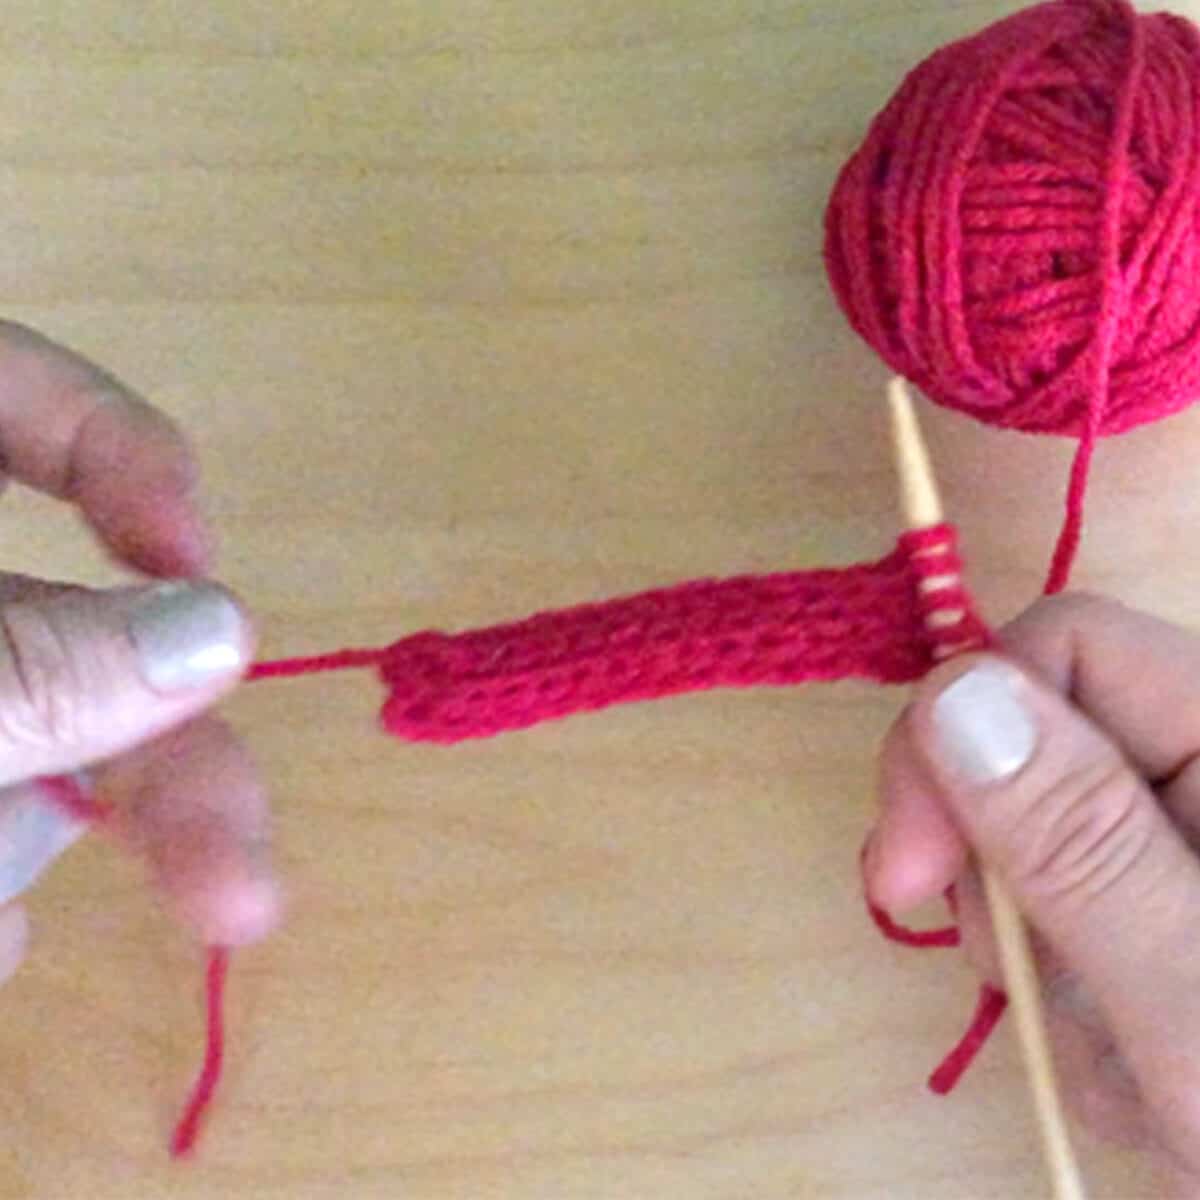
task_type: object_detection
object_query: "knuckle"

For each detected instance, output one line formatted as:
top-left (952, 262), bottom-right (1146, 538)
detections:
top-left (1009, 757), bottom-right (1154, 914)
top-left (0, 603), bottom-right (86, 751)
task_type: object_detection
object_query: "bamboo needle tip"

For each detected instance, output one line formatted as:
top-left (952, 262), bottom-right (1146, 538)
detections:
top-left (887, 376), bottom-right (944, 531)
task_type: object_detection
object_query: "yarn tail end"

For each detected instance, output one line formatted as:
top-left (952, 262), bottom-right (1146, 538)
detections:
top-left (927, 984), bottom-right (1009, 1095)
top-left (170, 946), bottom-right (231, 1160)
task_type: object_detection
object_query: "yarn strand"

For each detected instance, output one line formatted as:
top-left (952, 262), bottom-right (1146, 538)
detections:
top-left (247, 646), bottom-right (388, 680)
top-left (865, 896), bottom-right (960, 950)
top-left (1043, 0), bottom-right (1145, 594)
top-left (928, 986), bottom-right (1010, 1094)
top-left (170, 947), bottom-right (231, 1159)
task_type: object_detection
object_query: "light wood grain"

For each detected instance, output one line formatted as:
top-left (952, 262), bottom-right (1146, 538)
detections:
top-left (0, 1), bottom-right (1184, 1196)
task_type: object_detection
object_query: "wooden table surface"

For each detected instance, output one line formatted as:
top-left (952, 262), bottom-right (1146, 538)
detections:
top-left (0, 1), bottom-right (1191, 1195)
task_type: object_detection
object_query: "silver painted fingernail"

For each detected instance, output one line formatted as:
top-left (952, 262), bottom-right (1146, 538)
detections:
top-left (129, 583), bottom-right (246, 692)
top-left (931, 662), bottom-right (1037, 784)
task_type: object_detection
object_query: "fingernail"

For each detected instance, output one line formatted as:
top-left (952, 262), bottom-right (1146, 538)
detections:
top-left (931, 662), bottom-right (1037, 784)
top-left (129, 583), bottom-right (246, 692)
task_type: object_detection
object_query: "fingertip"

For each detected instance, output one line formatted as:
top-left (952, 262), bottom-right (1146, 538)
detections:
top-left (96, 716), bottom-right (280, 945)
top-left (105, 513), bottom-right (216, 580)
top-left (71, 397), bottom-right (215, 579)
top-left (173, 868), bottom-right (283, 949)
top-left (83, 475), bottom-right (216, 580)
top-left (216, 871), bottom-right (283, 947)
top-left (865, 816), bottom-right (966, 913)
top-left (873, 719), bottom-right (969, 912)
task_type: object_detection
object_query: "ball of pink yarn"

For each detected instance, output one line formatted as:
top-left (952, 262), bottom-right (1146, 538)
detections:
top-left (825, 0), bottom-right (1200, 439)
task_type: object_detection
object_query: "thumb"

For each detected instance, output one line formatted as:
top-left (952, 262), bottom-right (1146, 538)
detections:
top-left (0, 581), bottom-right (252, 785)
top-left (908, 655), bottom-right (1200, 1075)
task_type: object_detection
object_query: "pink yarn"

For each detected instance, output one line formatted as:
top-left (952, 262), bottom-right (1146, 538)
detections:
top-left (825, 0), bottom-right (1200, 591)
top-left (169, 947), bottom-right (230, 1159)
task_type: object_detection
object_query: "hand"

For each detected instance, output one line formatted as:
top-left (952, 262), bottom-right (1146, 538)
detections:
top-left (0, 320), bottom-right (279, 979)
top-left (867, 593), bottom-right (1200, 1190)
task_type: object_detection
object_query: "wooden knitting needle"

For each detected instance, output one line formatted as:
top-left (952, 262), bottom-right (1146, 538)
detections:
top-left (887, 376), bottom-right (1088, 1200)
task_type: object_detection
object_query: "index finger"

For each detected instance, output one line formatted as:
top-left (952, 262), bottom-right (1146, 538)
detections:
top-left (1000, 592), bottom-right (1200, 783)
top-left (0, 321), bottom-right (212, 577)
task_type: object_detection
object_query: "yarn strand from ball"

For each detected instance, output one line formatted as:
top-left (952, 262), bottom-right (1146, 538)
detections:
top-left (1045, 0), bottom-right (1145, 593)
